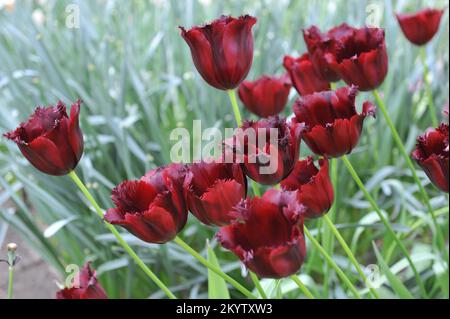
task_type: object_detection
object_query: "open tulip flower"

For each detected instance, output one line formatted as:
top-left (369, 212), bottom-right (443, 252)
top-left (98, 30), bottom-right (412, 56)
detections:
top-left (217, 189), bottom-right (306, 279)
top-left (302, 24), bottom-right (354, 82)
top-left (104, 163), bottom-right (188, 243)
top-left (184, 161), bottom-right (247, 226)
top-left (281, 157), bottom-right (334, 219)
top-left (396, 8), bottom-right (445, 46)
top-left (56, 262), bottom-right (107, 299)
top-left (238, 74), bottom-right (292, 117)
top-left (412, 123), bottom-right (449, 193)
top-left (226, 116), bottom-right (304, 185)
top-left (180, 15), bottom-right (257, 90)
top-left (332, 26), bottom-right (388, 91)
top-left (304, 24), bottom-right (388, 91)
top-left (293, 86), bottom-right (376, 158)
top-left (283, 53), bottom-right (330, 95)
top-left (3, 100), bottom-right (83, 176)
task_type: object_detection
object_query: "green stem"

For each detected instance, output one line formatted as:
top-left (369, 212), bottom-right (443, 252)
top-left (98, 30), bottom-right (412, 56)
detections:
top-left (420, 47), bottom-right (439, 127)
top-left (330, 82), bottom-right (337, 90)
top-left (273, 280), bottom-right (282, 298)
top-left (250, 180), bottom-right (261, 196)
top-left (290, 275), bottom-right (315, 299)
top-left (173, 236), bottom-right (256, 299)
top-left (227, 89), bottom-right (243, 126)
top-left (7, 243), bottom-right (16, 299)
top-left (250, 272), bottom-right (267, 299)
top-left (385, 206), bottom-right (449, 266)
top-left (323, 158), bottom-right (380, 299)
top-left (323, 159), bottom-right (380, 299)
top-left (68, 171), bottom-right (176, 299)
top-left (341, 155), bottom-right (429, 298)
top-left (226, 89), bottom-right (261, 197)
top-left (373, 90), bottom-right (448, 264)
top-left (322, 215), bottom-right (380, 299)
top-left (304, 227), bottom-right (361, 299)
top-left (7, 266), bottom-right (13, 299)
top-left (322, 158), bottom-right (338, 297)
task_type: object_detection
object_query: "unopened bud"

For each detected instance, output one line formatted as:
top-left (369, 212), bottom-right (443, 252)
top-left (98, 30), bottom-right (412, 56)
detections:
top-left (7, 243), bottom-right (17, 253)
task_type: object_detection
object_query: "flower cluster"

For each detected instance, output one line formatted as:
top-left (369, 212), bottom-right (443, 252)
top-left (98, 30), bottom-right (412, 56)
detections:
top-left (176, 14), bottom-right (385, 278)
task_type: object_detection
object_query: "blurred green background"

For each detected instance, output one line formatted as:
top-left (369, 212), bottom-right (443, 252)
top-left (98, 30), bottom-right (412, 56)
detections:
top-left (0, 0), bottom-right (448, 298)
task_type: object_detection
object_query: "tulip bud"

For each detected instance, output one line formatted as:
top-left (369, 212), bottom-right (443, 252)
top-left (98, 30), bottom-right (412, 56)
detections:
top-left (4, 100), bottom-right (84, 176)
top-left (412, 123), bottom-right (449, 193)
top-left (283, 54), bottom-right (330, 95)
top-left (180, 15), bottom-right (257, 90)
top-left (396, 8), bottom-right (445, 46)
top-left (238, 75), bottom-right (291, 117)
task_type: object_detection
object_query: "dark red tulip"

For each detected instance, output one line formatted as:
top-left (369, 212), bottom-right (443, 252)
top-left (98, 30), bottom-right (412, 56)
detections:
top-left (226, 116), bottom-right (304, 185)
top-left (412, 123), bottom-right (449, 193)
top-left (180, 15), bottom-right (257, 90)
top-left (56, 262), bottom-right (107, 299)
top-left (104, 163), bottom-right (188, 243)
top-left (293, 86), bottom-right (376, 158)
top-left (281, 157), bottom-right (333, 219)
top-left (217, 189), bottom-right (306, 278)
top-left (335, 27), bottom-right (388, 91)
top-left (184, 161), bottom-right (247, 226)
top-left (303, 24), bottom-right (354, 82)
top-left (3, 100), bottom-right (83, 176)
top-left (238, 74), bottom-right (291, 117)
top-left (283, 54), bottom-right (330, 95)
top-left (396, 8), bottom-right (445, 46)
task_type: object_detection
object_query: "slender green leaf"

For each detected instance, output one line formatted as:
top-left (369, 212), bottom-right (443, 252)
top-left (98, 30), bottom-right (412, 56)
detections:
top-left (372, 242), bottom-right (414, 299)
top-left (207, 242), bottom-right (230, 299)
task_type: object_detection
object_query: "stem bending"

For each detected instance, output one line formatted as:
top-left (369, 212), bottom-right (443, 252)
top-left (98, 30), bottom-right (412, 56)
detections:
top-left (289, 275), bottom-right (315, 299)
top-left (341, 155), bottom-right (428, 298)
top-left (304, 227), bottom-right (361, 299)
top-left (173, 236), bottom-right (257, 299)
top-left (373, 90), bottom-right (448, 265)
top-left (322, 215), bottom-right (380, 299)
top-left (250, 272), bottom-right (268, 298)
